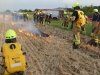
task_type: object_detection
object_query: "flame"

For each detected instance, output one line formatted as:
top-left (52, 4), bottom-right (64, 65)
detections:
top-left (18, 28), bottom-right (32, 36)
top-left (11, 22), bottom-right (14, 25)
top-left (11, 22), bottom-right (17, 25)
top-left (18, 28), bottom-right (50, 37)
top-left (18, 29), bottom-right (23, 33)
top-left (24, 32), bottom-right (31, 36)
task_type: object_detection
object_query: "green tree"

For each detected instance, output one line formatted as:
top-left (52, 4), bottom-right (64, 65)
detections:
top-left (82, 5), bottom-right (93, 16)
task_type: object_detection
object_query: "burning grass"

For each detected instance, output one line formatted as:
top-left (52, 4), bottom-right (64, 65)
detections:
top-left (18, 28), bottom-right (49, 37)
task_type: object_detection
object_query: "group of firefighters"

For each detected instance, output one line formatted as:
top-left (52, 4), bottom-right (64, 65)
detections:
top-left (70, 2), bottom-right (100, 49)
top-left (33, 11), bottom-right (52, 25)
top-left (32, 3), bottom-right (100, 49)
top-left (10, 3), bottom-right (100, 49)
top-left (12, 12), bottom-right (28, 22)
top-left (62, 11), bottom-right (71, 29)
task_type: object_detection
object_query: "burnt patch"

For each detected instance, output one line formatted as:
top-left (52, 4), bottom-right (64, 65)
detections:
top-left (29, 29), bottom-right (49, 37)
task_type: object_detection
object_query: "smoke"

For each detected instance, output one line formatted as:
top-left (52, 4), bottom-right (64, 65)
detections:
top-left (17, 21), bottom-right (41, 35)
top-left (0, 13), bottom-right (49, 37)
top-left (14, 18), bottom-right (49, 37)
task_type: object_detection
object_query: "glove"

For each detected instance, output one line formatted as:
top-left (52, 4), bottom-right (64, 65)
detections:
top-left (81, 26), bottom-right (86, 34)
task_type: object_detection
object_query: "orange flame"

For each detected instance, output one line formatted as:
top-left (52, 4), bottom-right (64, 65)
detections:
top-left (24, 32), bottom-right (31, 36)
top-left (11, 22), bottom-right (17, 25)
top-left (18, 29), bottom-right (23, 33)
top-left (18, 28), bottom-right (33, 36)
top-left (11, 22), bottom-right (14, 25)
top-left (18, 28), bottom-right (50, 37)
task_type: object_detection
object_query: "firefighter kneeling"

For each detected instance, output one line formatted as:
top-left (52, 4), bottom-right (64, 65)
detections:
top-left (0, 29), bottom-right (27, 75)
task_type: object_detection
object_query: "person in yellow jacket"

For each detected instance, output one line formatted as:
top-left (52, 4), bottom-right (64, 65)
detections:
top-left (1, 29), bottom-right (26, 75)
top-left (71, 2), bottom-right (86, 49)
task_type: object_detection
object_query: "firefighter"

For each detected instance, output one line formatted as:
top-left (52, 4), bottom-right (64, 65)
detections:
top-left (33, 12), bottom-right (37, 22)
top-left (39, 12), bottom-right (42, 24)
top-left (1, 29), bottom-right (27, 75)
top-left (47, 12), bottom-right (52, 24)
top-left (36, 12), bottom-right (40, 25)
top-left (62, 11), bottom-right (68, 28)
top-left (91, 9), bottom-right (99, 36)
top-left (92, 11), bottom-right (100, 46)
top-left (45, 13), bottom-right (49, 24)
top-left (42, 12), bottom-right (46, 26)
top-left (23, 13), bottom-right (26, 21)
top-left (71, 2), bottom-right (86, 49)
top-left (66, 14), bottom-right (70, 29)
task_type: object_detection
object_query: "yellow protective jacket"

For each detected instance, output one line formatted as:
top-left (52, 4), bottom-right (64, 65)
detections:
top-left (76, 10), bottom-right (86, 28)
top-left (1, 43), bottom-right (26, 75)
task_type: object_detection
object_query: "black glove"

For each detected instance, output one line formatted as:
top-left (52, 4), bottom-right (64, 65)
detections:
top-left (81, 26), bottom-right (85, 31)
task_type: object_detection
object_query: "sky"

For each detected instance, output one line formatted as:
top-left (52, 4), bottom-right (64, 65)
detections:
top-left (0, 0), bottom-right (100, 12)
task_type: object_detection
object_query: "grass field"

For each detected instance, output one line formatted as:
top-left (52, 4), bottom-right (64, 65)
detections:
top-left (48, 19), bottom-right (93, 37)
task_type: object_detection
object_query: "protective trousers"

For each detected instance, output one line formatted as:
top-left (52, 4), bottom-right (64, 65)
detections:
top-left (92, 21), bottom-right (96, 28)
top-left (62, 20), bottom-right (67, 27)
top-left (73, 22), bottom-right (81, 45)
top-left (93, 22), bottom-right (100, 44)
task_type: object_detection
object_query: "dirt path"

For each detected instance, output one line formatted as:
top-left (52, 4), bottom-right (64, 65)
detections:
top-left (0, 15), bottom-right (100, 75)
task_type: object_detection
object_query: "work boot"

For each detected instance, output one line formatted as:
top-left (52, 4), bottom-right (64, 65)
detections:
top-left (98, 40), bottom-right (100, 46)
top-left (93, 42), bottom-right (98, 47)
top-left (93, 39), bottom-right (98, 47)
top-left (73, 35), bottom-right (80, 49)
top-left (72, 42), bottom-right (80, 49)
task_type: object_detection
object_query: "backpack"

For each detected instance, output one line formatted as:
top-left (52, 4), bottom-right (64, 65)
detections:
top-left (1, 43), bottom-right (27, 75)
top-left (76, 10), bottom-right (86, 27)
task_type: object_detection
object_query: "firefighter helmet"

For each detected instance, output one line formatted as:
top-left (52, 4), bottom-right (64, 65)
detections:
top-left (5, 29), bottom-right (17, 39)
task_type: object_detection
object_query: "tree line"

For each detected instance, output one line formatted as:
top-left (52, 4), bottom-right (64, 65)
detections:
top-left (4, 5), bottom-right (100, 17)
top-left (67, 5), bottom-right (100, 16)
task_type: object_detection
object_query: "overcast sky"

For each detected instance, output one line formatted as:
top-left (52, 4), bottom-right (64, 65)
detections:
top-left (0, 0), bottom-right (100, 12)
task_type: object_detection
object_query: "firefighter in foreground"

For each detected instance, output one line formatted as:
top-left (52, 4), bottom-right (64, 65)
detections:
top-left (91, 9), bottom-right (99, 36)
top-left (71, 2), bottom-right (86, 49)
top-left (1, 29), bottom-right (27, 75)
